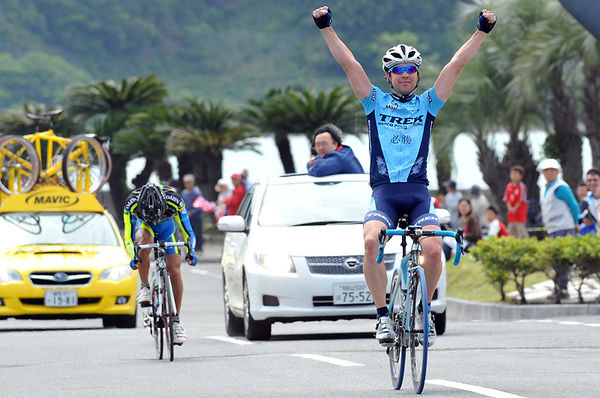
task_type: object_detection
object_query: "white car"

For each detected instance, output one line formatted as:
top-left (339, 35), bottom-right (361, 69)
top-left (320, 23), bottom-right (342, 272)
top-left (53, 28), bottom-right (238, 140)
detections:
top-left (217, 173), bottom-right (449, 340)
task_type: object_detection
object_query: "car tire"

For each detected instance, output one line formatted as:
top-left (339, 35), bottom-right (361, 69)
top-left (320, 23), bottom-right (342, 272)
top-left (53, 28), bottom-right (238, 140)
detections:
top-left (433, 310), bottom-right (446, 335)
top-left (223, 273), bottom-right (244, 336)
top-left (243, 275), bottom-right (271, 341)
top-left (102, 309), bottom-right (137, 329)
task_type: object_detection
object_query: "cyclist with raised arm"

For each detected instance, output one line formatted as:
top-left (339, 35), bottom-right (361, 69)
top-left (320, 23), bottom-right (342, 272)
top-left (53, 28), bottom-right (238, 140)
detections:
top-left (123, 182), bottom-right (198, 345)
top-left (312, 6), bottom-right (496, 346)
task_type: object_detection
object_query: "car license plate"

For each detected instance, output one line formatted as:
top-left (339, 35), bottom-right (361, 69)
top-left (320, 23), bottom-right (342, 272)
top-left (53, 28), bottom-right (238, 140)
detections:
top-left (44, 290), bottom-right (78, 307)
top-left (333, 283), bottom-right (373, 305)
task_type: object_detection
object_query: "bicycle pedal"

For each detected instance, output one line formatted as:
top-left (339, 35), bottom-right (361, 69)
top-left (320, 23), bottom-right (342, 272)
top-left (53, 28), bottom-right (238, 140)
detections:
top-left (139, 302), bottom-right (151, 308)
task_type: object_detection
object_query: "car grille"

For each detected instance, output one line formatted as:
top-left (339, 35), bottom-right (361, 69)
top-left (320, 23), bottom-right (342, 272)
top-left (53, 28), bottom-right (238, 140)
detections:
top-left (29, 271), bottom-right (93, 286)
top-left (20, 297), bottom-right (101, 305)
top-left (305, 254), bottom-right (396, 275)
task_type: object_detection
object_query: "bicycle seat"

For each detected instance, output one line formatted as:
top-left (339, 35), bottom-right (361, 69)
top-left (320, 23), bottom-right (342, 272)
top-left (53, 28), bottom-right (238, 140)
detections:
top-left (43, 108), bottom-right (63, 117)
top-left (26, 113), bottom-right (50, 121)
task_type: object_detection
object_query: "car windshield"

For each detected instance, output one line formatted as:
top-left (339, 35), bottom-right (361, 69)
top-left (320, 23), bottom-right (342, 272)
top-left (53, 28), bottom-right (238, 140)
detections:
top-left (0, 212), bottom-right (120, 248)
top-left (258, 180), bottom-right (371, 226)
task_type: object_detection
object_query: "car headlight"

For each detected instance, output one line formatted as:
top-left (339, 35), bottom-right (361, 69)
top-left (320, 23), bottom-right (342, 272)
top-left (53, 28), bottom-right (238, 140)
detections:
top-left (99, 266), bottom-right (132, 281)
top-left (0, 268), bottom-right (22, 283)
top-left (255, 253), bottom-right (296, 273)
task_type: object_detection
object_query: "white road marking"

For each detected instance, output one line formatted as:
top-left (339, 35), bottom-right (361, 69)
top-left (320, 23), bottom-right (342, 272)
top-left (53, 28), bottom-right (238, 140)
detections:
top-left (206, 336), bottom-right (253, 345)
top-left (583, 323), bottom-right (600, 327)
top-left (292, 354), bottom-right (364, 367)
top-left (558, 321), bottom-right (583, 326)
top-left (428, 379), bottom-right (527, 398)
top-left (190, 269), bottom-right (220, 279)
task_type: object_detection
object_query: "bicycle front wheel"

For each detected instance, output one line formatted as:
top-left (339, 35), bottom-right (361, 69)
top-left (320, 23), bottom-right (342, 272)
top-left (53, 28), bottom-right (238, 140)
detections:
top-left (62, 135), bottom-right (108, 193)
top-left (0, 135), bottom-right (40, 194)
top-left (151, 280), bottom-right (164, 360)
top-left (388, 271), bottom-right (407, 390)
top-left (163, 272), bottom-right (176, 362)
top-left (409, 267), bottom-right (429, 394)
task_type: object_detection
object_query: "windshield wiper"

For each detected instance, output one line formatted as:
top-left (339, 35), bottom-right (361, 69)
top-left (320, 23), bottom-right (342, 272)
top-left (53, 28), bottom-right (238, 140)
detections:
top-left (290, 220), bottom-right (362, 226)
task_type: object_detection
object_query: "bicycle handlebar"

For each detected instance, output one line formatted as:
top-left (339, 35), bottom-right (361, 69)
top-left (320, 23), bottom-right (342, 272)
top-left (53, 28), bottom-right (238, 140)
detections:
top-left (133, 240), bottom-right (193, 264)
top-left (375, 227), bottom-right (464, 266)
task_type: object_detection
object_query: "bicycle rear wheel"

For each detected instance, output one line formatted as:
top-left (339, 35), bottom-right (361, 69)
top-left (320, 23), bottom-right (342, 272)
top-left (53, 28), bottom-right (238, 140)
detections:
top-left (151, 281), bottom-right (163, 360)
top-left (409, 267), bottom-right (429, 394)
top-left (388, 271), bottom-right (407, 390)
top-left (163, 272), bottom-right (175, 362)
top-left (0, 135), bottom-right (40, 194)
top-left (62, 135), bottom-right (107, 193)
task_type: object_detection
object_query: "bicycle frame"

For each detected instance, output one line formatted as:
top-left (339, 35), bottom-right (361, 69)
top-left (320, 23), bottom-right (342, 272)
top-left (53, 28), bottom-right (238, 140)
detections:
top-left (151, 251), bottom-right (178, 323)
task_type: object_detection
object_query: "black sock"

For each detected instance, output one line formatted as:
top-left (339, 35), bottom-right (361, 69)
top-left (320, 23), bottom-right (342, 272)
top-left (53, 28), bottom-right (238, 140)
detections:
top-left (376, 306), bottom-right (389, 319)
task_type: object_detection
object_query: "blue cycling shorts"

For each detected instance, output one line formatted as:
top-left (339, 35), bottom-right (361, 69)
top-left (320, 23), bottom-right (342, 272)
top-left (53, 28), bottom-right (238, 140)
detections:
top-left (140, 218), bottom-right (179, 255)
top-left (364, 183), bottom-right (440, 229)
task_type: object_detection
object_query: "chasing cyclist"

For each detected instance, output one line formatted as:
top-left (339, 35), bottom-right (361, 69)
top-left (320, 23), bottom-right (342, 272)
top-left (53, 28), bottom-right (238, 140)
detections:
top-left (312, 6), bottom-right (496, 346)
top-left (123, 182), bottom-right (198, 345)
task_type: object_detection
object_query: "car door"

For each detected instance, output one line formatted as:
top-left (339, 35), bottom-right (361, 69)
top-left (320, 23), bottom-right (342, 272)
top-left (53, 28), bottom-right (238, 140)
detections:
top-left (225, 184), bottom-right (256, 312)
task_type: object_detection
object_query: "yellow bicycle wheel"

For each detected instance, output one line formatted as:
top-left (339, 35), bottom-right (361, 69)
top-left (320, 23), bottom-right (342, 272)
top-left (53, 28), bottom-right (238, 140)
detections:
top-left (0, 135), bottom-right (40, 194)
top-left (62, 135), bottom-right (108, 193)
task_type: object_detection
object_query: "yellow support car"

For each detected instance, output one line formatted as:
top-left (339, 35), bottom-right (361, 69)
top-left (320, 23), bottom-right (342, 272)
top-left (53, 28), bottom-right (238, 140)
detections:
top-left (0, 185), bottom-right (137, 327)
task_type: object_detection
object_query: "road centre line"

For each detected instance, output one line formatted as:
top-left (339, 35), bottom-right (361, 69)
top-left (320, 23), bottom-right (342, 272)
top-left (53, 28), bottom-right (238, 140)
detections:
top-left (427, 379), bottom-right (527, 398)
top-left (206, 336), bottom-right (253, 345)
top-left (292, 354), bottom-right (364, 367)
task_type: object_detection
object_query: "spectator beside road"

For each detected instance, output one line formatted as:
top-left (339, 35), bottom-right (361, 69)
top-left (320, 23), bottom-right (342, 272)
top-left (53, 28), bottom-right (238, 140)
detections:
top-left (539, 158), bottom-right (580, 297)
top-left (580, 169), bottom-right (600, 218)
top-left (576, 182), bottom-right (588, 208)
top-left (458, 198), bottom-right (482, 251)
top-left (578, 209), bottom-right (597, 235)
top-left (224, 173), bottom-right (246, 215)
top-left (180, 174), bottom-right (204, 253)
top-left (469, 185), bottom-right (489, 229)
top-left (485, 206), bottom-right (509, 238)
top-left (241, 168), bottom-right (252, 191)
top-left (503, 165), bottom-right (529, 239)
top-left (443, 180), bottom-right (462, 230)
top-left (306, 124), bottom-right (364, 177)
top-left (214, 178), bottom-right (232, 221)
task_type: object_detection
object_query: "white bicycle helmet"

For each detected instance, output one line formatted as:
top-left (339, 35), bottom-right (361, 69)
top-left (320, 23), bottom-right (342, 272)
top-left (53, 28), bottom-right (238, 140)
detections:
top-left (381, 44), bottom-right (422, 72)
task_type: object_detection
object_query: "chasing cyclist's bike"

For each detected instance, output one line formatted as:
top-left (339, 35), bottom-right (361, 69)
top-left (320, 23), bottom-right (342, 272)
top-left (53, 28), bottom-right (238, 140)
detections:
top-left (135, 240), bottom-right (192, 362)
top-left (376, 218), bottom-right (463, 394)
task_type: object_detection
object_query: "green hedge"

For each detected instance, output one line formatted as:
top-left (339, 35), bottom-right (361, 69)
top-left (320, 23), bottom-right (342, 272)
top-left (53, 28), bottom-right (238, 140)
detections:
top-left (470, 235), bottom-right (600, 304)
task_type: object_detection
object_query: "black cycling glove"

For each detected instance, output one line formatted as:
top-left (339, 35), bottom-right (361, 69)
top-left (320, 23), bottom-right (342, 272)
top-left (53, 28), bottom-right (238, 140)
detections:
top-left (477, 11), bottom-right (495, 33)
top-left (313, 7), bottom-right (332, 29)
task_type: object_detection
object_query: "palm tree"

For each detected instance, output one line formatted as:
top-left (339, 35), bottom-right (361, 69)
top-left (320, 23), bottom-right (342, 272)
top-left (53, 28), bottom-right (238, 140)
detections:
top-left (510, 0), bottom-right (591, 188)
top-left (167, 98), bottom-right (258, 200)
top-left (63, 74), bottom-right (168, 218)
top-left (243, 86), bottom-right (365, 173)
top-left (434, 0), bottom-right (546, 212)
top-left (111, 105), bottom-right (172, 188)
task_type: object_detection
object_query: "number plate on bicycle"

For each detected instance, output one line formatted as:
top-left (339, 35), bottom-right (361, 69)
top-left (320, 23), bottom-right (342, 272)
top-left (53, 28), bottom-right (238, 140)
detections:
top-left (333, 283), bottom-right (373, 305)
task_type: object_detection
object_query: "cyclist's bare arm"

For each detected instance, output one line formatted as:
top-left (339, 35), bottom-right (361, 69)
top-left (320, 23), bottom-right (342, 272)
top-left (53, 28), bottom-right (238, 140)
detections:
top-left (433, 9), bottom-right (497, 101)
top-left (313, 6), bottom-right (372, 100)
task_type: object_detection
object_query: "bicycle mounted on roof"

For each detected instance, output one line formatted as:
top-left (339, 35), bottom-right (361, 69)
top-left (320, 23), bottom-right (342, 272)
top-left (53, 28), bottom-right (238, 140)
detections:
top-left (0, 108), bottom-right (111, 195)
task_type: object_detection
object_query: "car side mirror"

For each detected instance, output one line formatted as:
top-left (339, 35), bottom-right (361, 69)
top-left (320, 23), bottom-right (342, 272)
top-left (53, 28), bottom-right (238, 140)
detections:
top-left (435, 208), bottom-right (451, 225)
top-left (217, 215), bottom-right (247, 232)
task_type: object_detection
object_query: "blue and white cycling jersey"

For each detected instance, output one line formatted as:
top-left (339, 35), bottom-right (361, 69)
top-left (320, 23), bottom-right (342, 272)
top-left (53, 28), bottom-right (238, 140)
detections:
top-left (360, 85), bottom-right (445, 187)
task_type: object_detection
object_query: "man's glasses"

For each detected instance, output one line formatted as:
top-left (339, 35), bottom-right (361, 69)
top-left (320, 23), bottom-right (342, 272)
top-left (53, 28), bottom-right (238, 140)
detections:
top-left (389, 65), bottom-right (419, 74)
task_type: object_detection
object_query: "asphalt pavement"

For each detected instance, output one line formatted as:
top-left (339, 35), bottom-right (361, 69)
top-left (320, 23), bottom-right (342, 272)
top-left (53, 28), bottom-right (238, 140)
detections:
top-left (202, 232), bottom-right (600, 322)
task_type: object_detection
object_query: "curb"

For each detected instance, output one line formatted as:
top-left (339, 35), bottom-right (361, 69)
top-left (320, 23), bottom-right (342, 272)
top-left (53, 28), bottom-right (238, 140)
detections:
top-left (447, 297), bottom-right (600, 322)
